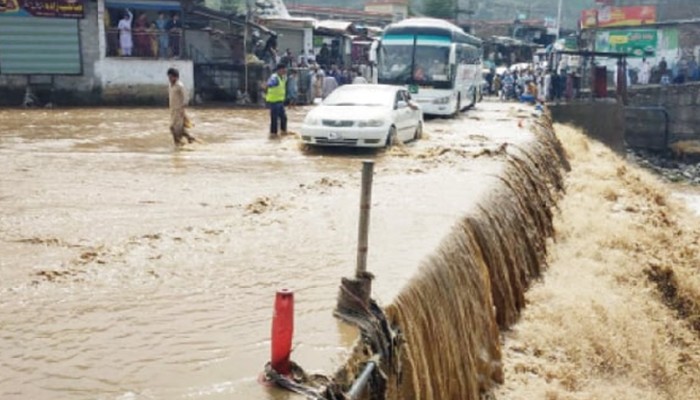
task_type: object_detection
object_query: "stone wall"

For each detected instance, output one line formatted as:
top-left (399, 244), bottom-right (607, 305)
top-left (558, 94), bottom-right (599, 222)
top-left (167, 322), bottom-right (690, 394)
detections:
top-left (626, 82), bottom-right (700, 149)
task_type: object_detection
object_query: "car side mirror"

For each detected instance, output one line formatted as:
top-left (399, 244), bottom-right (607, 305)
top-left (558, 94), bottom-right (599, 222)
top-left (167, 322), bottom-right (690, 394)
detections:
top-left (396, 100), bottom-right (407, 109)
top-left (313, 98), bottom-right (323, 105)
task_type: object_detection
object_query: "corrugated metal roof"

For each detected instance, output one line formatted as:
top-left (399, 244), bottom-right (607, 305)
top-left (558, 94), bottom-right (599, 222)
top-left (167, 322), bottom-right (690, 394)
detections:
top-left (0, 17), bottom-right (81, 75)
top-left (315, 20), bottom-right (353, 33)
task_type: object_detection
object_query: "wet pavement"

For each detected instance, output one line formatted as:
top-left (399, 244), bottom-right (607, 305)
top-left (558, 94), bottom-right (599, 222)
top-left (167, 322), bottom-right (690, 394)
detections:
top-left (0, 102), bottom-right (537, 399)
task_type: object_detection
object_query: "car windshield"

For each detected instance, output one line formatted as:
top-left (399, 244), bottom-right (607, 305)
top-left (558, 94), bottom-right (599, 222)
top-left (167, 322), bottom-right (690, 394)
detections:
top-left (323, 87), bottom-right (395, 107)
top-left (378, 40), bottom-right (453, 89)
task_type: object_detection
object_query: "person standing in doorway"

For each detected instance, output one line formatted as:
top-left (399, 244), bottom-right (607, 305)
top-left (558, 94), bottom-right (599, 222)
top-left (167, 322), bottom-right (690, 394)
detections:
top-left (639, 57), bottom-right (651, 85)
top-left (167, 68), bottom-right (197, 146)
top-left (118, 9), bottom-right (133, 56)
top-left (266, 64), bottom-right (288, 138)
top-left (156, 12), bottom-right (170, 58)
top-left (319, 43), bottom-right (330, 68)
top-left (658, 57), bottom-right (668, 82)
top-left (286, 69), bottom-right (299, 108)
top-left (134, 12), bottom-right (149, 57)
top-left (167, 12), bottom-right (182, 58)
top-left (147, 22), bottom-right (159, 57)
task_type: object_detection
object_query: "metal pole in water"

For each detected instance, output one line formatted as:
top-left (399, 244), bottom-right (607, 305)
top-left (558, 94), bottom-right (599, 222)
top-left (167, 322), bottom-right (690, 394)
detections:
top-left (345, 361), bottom-right (376, 399)
top-left (270, 289), bottom-right (294, 375)
top-left (356, 161), bottom-right (374, 277)
top-left (555, 0), bottom-right (564, 41)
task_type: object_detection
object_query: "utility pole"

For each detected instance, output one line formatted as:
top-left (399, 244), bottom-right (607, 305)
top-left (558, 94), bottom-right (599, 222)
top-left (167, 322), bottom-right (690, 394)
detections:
top-left (455, 0), bottom-right (475, 31)
top-left (555, 0), bottom-right (563, 40)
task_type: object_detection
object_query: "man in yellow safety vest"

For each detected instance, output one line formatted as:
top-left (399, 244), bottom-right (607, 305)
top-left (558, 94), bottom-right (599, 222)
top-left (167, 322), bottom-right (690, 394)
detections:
top-left (265, 64), bottom-right (288, 138)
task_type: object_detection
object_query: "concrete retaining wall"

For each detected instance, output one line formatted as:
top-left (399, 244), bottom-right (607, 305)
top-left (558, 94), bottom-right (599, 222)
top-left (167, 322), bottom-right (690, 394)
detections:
top-left (627, 82), bottom-right (700, 148)
top-left (549, 101), bottom-right (626, 153)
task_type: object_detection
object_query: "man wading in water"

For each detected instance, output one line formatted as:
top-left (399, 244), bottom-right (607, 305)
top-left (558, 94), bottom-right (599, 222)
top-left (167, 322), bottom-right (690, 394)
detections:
top-left (265, 64), bottom-right (288, 139)
top-left (167, 68), bottom-right (198, 147)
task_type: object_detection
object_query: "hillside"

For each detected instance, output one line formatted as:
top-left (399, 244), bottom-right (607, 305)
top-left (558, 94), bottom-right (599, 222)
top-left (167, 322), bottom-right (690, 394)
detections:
top-left (286, 0), bottom-right (592, 27)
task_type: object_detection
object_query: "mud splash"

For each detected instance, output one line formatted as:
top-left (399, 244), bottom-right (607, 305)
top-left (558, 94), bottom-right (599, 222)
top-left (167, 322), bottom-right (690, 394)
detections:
top-left (383, 115), bottom-right (568, 399)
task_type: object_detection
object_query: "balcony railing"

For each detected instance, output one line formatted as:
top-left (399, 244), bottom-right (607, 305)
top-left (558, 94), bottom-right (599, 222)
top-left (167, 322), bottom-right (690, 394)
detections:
top-left (105, 28), bottom-right (185, 59)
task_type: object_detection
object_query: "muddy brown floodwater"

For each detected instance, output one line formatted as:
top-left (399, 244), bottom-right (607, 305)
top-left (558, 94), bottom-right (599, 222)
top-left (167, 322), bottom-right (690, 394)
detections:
top-left (0, 103), bottom-right (534, 399)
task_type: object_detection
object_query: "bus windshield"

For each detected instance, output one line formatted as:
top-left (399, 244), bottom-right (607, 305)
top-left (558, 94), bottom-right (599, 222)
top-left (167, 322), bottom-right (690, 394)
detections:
top-left (378, 40), bottom-right (453, 89)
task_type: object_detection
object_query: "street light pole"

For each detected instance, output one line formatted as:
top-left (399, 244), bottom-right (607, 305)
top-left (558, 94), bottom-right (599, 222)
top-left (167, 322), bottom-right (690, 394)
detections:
top-left (555, 0), bottom-right (563, 40)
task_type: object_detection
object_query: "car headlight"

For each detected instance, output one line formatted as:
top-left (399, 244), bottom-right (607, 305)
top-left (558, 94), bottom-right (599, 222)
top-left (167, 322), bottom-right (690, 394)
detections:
top-left (357, 119), bottom-right (384, 128)
top-left (433, 96), bottom-right (451, 104)
top-left (304, 116), bottom-right (321, 126)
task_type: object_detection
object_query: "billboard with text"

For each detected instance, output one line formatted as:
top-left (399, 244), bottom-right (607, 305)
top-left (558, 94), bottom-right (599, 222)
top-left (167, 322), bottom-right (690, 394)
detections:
top-left (581, 6), bottom-right (656, 29)
top-left (0, 0), bottom-right (84, 19)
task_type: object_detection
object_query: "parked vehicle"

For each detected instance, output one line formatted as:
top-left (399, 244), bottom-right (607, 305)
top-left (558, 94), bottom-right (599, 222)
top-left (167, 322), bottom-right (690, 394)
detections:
top-left (300, 85), bottom-right (423, 148)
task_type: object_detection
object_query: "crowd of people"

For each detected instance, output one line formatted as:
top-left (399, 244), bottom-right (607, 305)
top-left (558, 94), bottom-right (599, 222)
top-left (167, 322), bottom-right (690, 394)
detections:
top-left (253, 41), bottom-right (373, 106)
top-left (107, 9), bottom-right (182, 58)
top-left (636, 56), bottom-right (700, 85)
top-left (486, 67), bottom-right (575, 103)
top-left (485, 54), bottom-right (700, 105)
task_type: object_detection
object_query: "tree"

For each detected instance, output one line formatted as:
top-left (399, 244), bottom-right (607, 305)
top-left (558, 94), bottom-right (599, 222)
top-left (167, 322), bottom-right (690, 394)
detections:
top-left (423, 0), bottom-right (456, 19)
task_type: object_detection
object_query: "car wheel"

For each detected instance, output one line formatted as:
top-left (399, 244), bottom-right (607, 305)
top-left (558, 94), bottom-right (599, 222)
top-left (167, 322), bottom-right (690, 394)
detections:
top-left (413, 122), bottom-right (423, 141)
top-left (386, 126), bottom-right (398, 147)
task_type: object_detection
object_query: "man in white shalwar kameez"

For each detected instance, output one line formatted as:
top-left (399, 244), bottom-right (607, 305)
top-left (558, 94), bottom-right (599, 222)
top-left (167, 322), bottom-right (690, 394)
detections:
top-left (118, 9), bottom-right (133, 56)
top-left (167, 68), bottom-right (198, 146)
top-left (639, 58), bottom-right (651, 85)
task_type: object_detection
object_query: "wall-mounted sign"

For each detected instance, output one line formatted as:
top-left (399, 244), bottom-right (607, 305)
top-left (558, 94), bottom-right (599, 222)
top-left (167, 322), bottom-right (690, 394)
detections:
top-left (0, 0), bottom-right (84, 19)
top-left (597, 29), bottom-right (658, 57)
top-left (581, 6), bottom-right (656, 29)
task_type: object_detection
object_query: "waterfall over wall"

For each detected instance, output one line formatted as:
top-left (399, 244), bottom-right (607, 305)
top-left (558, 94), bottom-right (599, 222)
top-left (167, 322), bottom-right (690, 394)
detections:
top-left (384, 115), bottom-right (569, 399)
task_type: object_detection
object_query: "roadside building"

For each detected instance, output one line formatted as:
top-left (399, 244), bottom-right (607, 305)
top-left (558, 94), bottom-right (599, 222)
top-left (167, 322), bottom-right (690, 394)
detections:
top-left (287, 4), bottom-right (395, 27)
top-left (581, 4), bottom-right (700, 84)
top-left (363, 0), bottom-right (407, 23)
top-left (0, 0), bottom-right (273, 106)
top-left (256, 17), bottom-right (315, 66)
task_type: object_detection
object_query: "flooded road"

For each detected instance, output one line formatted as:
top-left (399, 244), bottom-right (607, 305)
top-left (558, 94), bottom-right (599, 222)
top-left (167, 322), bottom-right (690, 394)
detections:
top-left (0, 103), bottom-right (532, 399)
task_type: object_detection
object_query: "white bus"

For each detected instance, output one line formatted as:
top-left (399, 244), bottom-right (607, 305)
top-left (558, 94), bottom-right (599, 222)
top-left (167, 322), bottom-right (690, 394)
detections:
top-left (374, 18), bottom-right (483, 116)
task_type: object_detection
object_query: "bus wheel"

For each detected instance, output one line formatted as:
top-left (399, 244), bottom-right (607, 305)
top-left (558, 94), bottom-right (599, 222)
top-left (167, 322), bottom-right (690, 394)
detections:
top-left (453, 95), bottom-right (461, 118)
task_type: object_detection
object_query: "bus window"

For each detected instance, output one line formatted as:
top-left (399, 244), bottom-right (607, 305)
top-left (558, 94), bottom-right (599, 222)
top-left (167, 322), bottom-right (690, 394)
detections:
top-left (414, 46), bottom-right (451, 83)
top-left (379, 43), bottom-right (413, 84)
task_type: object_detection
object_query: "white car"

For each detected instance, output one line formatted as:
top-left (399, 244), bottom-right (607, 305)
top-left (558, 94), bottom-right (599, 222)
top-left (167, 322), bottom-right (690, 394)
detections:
top-left (301, 85), bottom-right (423, 148)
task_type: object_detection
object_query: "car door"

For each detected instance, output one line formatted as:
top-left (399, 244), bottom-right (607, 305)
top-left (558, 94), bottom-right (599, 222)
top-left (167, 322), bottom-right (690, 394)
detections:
top-left (394, 90), bottom-right (413, 140)
top-left (405, 91), bottom-right (422, 131)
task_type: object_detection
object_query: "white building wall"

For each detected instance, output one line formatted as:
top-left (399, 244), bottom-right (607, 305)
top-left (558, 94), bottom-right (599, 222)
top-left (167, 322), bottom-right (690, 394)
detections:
top-left (94, 58), bottom-right (194, 90)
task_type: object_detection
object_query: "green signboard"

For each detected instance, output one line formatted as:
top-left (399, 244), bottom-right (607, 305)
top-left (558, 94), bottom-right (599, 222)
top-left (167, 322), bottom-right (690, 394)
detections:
top-left (596, 29), bottom-right (658, 57)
